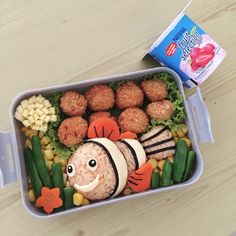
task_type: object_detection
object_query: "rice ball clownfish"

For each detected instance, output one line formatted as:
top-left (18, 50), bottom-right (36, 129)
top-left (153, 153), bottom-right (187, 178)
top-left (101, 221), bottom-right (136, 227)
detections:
top-left (66, 138), bottom-right (146, 201)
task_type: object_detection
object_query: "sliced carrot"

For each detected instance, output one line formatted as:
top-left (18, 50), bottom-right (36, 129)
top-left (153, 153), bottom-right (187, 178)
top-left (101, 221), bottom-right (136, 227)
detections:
top-left (119, 131), bottom-right (137, 140)
top-left (127, 163), bottom-right (152, 192)
top-left (87, 118), bottom-right (120, 141)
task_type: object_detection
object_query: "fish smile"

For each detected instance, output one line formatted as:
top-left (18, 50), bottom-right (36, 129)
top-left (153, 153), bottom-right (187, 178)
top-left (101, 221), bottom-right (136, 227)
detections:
top-left (73, 174), bottom-right (99, 192)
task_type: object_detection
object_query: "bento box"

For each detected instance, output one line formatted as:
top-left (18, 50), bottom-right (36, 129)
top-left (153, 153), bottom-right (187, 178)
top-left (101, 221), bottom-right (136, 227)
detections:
top-left (0, 67), bottom-right (212, 218)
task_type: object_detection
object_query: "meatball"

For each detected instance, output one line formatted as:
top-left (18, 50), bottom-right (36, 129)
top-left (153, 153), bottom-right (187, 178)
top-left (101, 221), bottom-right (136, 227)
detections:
top-left (85, 84), bottom-right (115, 111)
top-left (118, 107), bottom-right (149, 133)
top-left (146, 100), bottom-right (173, 120)
top-left (116, 81), bottom-right (144, 110)
top-left (141, 80), bottom-right (168, 102)
top-left (89, 111), bottom-right (115, 124)
top-left (58, 116), bottom-right (88, 147)
top-left (60, 91), bottom-right (87, 116)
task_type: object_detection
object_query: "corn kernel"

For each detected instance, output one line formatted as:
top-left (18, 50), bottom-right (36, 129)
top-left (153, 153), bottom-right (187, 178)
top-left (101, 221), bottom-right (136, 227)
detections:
top-left (82, 198), bottom-right (90, 206)
top-left (61, 166), bottom-right (66, 173)
top-left (174, 137), bottom-right (179, 143)
top-left (63, 173), bottom-right (67, 185)
top-left (54, 156), bottom-right (60, 163)
top-left (44, 150), bottom-right (54, 160)
top-left (157, 160), bottom-right (165, 171)
top-left (25, 129), bottom-right (38, 138)
top-left (28, 189), bottom-right (35, 202)
top-left (147, 158), bottom-right (158, 169)
top-left (153, 168), bottom-right (159, 173)
top-left (181, 138), bottom-right (191, 148)
top-left (45, 160), bottom-right (53, 171)
top-left (45, 143), bottom-right (53, 150)
top-left (21, 126), bottom-right (28, 133)
top-left (176, 129), bottom-right (185, 138)
top-left (66, 180), bottom-right (71, 187)
top-left (73, 193), bottom-right (84, 206)
top-left (40, 136), bottom-right (50, 146)
top-left (38, 131), bottom-right (44, 139)
top-left (25, 139), bottom-right (31, 148)
top-left (180, 124), bottom-right (188, 134)
top-left (60, 158), bottom-right (68, 167)
top-left (167, 155), bottom-right (174, 163)
top-left (171, 130), bottom-right (177, 137)
top-left (122, 187), bottom-right (132, 195)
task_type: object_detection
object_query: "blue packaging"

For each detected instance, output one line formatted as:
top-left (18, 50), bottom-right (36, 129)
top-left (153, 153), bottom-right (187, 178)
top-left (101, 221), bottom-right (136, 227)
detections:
top-left (147, 12), bottom-right (226, 88)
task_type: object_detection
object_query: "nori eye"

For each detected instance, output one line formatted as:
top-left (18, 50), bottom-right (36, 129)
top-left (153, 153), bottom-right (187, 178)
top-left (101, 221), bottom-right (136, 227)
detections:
top-left (67, 165), bottom-right (73, 173)
top-left (88, 159), bottom-right (97, 168)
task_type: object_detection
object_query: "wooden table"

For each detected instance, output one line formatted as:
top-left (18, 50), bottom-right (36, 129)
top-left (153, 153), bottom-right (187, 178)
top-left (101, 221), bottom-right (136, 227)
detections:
top-left (0, 0), bottom-right (235, 235)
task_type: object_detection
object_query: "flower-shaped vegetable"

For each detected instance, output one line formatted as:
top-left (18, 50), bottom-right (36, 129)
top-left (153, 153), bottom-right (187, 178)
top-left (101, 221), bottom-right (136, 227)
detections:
top-left (87, 118), bottom-right (120, 141)
top-left (119, 131), bottom-right (137, 139)
top-left (35, 187), bottom-right (63, 213)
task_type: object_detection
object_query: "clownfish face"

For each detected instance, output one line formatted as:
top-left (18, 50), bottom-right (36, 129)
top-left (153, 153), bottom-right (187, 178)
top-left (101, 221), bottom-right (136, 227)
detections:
top-left (66, 141), bottom-right (117, 201)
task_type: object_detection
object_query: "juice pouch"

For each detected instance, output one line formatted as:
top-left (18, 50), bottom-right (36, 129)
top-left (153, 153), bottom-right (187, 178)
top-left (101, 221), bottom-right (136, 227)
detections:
top-left (147, 12), bottom-right (226, 88)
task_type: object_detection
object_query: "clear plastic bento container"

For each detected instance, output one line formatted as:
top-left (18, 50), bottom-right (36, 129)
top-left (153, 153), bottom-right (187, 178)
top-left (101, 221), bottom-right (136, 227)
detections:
top-left (0, 67), bottom-right (213, 218)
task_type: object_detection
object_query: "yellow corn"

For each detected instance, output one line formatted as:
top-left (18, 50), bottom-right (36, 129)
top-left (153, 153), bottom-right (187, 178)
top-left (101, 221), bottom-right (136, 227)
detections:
top-left (73, 193), bottom-right (84, 206)
top-left (174, 137), bottom-right (179, 143)
top-left (40, 136), bottom-right (50, 146)
top-left (157, 160), bottom-right (165, 171)
top-left (24, 139), bottom-right (32, 148)
top-left (38, 131), bottom-right (45, 139)
top-left (171, 130), bottom-right (177, 137)
top-left (25, 129), bottom-right (38, 138)
top-left (61, 166), bottom-right (66, 173)
top-left (44, 150), bottom-right (54, 160)
top-left (153, 168), bottom-right (159, 173)
top-left (167, 155), bottom-right (174, 163)
top-left (54, 156), bottom-right (60, 163)
top-left (181, 138), bottom-right (191, 148)
top-left (60, 158), bottom-right (68, 167)
top-left (45, 144), bottom-right (53, 150)
top-left (63, 173), bottom-right (67, 185)
top-left (180, 124), bottom-right (188, 134)
top-left (21, 127), bottom-right (28, 133)
top-left (82, 198), bottom-right (90, 206)
top-left (122, 187), bottom-right (132, 195)
top-left (45, 160), bottom-right (53, 171)
top-left (147, 158), bottom-right (158, 169)
top-left (28, 189), bottom-right (35, 202)
top-left (176, 129), bottom-right (185, 138)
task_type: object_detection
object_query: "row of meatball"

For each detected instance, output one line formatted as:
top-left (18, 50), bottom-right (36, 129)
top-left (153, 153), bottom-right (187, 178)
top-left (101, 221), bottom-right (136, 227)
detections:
top-left (60, 80), bottom-right (173, 119)
top-left (58, 80), bottom-right (174, 147)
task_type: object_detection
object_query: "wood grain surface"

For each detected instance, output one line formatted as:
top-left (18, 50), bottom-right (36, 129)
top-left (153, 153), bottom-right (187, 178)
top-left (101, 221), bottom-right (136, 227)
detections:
top-left (0, 0), bottom-right (236, 235)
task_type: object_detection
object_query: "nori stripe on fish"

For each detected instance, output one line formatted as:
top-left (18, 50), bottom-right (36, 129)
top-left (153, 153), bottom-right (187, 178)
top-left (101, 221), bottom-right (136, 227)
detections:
top-left (94, 126), bottom-right (99, 138)
top-left (140, 127), bottom-right (167, 144)
top-left (107, 129), bottom-right (114, 139)
top-left (129, 176), bottom-right (142, 181)
top-left (146, 146), bottom-right (176, 156)
top-left (143, 137), bottom-right (174, 150)
top-left (120, 140), bottom-right (139, 169)
top-left (85, 140), bottom-right (119, 198)
top-left (128, 179), bottom-right (138, 186)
